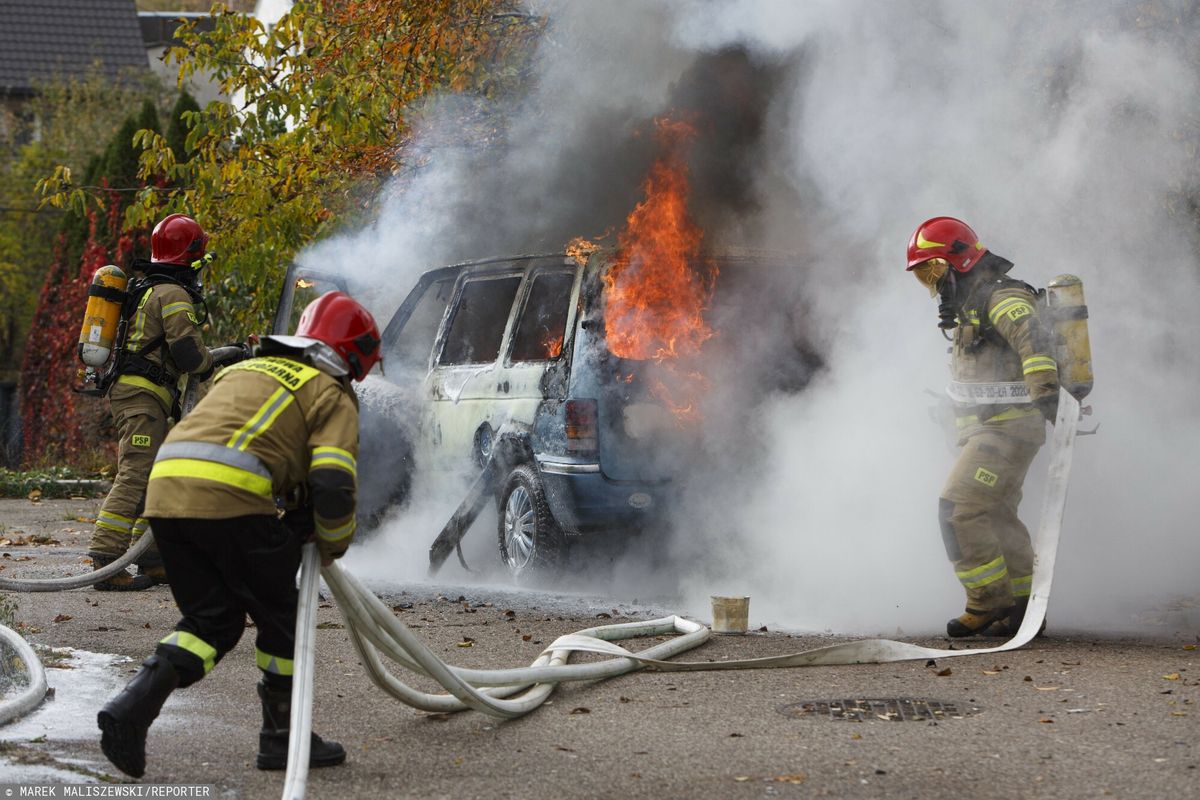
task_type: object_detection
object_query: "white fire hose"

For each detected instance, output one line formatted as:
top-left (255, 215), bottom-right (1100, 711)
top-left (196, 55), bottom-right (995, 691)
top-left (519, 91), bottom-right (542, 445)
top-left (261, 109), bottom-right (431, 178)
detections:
top-left (0, 622), bottom-right (49, 726)
top-left (0, 532), bottom-right (155, 593)
top-left (281, 391), bottom-right (1080, 799)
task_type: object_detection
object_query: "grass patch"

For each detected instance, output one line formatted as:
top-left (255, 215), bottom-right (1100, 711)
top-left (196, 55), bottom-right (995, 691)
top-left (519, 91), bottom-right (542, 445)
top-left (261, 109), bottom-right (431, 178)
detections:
top-left (0, 467), bottom-right (109, 499)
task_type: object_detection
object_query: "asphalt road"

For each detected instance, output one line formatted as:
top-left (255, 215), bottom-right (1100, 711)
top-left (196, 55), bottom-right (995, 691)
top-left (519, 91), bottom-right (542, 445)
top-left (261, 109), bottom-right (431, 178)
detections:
top-left (0, 497), bottom-right (1197, 799)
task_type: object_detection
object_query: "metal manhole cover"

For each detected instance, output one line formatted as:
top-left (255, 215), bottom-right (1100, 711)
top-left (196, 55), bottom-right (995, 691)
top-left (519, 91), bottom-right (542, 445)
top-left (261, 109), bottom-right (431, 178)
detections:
top-left (777, 698), bottom-right (978, 722)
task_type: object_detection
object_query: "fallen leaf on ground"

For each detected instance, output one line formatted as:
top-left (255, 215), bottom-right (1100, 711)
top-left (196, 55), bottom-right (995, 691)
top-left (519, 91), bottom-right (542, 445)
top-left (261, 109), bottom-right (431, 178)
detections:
top-left (569, 707), bottom-right (590, 715)
top-left (457, 637), bottom-right (475, 647)
top-left (936, 668), bottom-right (952, 676)
top-left (53, 614), bottom-right (73, 623)
top-left (774, 773), bottom-right (807, 785)
top-left (1164, 673), bottom-right (1182, 681)
top-left (1039, 718), bottom-right (1055, 723)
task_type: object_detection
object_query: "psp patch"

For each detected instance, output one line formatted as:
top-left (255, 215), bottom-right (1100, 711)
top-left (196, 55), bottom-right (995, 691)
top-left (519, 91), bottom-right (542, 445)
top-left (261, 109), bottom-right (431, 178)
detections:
top-left (131, 434), bottom-right (152, 447)
top-left (974, 467), bottom-right (998, 487)
top-left (1006, 303), bottom-right (1032, 322)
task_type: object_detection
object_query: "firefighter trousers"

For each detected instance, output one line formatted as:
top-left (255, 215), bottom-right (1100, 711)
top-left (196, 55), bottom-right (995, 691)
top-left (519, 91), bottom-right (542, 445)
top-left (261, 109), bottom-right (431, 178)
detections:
top-left (939, 426), bottom-right (1044, 612)
top-left (90, 390), bottom-right (166, 568)
top-left (148, 515), bottom-right (302, 688)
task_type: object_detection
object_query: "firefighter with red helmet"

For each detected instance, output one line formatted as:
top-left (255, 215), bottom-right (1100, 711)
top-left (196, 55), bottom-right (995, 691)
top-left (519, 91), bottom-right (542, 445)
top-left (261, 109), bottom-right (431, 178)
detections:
top-left (907, 217), bottom-right (1059, 637)
top-left (88, 214), bottom-right (246, 591)
top-left (96, 291), bottom-right (381, 778)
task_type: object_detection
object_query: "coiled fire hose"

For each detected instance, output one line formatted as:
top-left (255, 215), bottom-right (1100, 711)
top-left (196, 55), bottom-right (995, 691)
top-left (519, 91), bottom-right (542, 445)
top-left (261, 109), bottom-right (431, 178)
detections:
top-left (280, 392), bottom-right (1079, 799)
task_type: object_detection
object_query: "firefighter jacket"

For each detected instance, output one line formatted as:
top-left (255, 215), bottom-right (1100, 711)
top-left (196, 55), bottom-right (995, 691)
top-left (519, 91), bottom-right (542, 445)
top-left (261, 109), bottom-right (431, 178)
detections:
top-left (143, 355), bottom-right (360, 558)
top-left (948, 276), bottom-right (1059, 445)
top-left (113, 281), bottom-right (213, 411)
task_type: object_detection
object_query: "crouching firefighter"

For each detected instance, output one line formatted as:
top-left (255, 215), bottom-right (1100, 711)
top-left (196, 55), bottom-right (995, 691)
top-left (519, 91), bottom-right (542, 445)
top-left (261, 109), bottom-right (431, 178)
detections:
top-left (97, 291), bottom-right (382, 779)
top-left (86, 214), bottom-right (249, 590)
top-left (906, 216), bottom-right (1060, 638)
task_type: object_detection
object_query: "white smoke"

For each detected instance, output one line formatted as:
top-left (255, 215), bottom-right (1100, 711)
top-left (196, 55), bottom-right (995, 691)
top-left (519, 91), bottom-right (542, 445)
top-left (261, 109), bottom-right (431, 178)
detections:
top-left (332, 1), bottom-right (1199, 636)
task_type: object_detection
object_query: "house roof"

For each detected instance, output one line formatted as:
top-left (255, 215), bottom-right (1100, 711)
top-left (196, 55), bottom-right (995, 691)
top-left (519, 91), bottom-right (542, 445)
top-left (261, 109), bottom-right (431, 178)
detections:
top-left (0, 0), bottom-right (149, 97)
top-left (139, 11), bottom-right (217, 50)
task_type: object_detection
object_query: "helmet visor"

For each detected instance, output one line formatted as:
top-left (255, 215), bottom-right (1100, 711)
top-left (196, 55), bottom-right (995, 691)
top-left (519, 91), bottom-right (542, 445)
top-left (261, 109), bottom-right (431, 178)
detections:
top-left (911, 258), bottom-right (949, 297)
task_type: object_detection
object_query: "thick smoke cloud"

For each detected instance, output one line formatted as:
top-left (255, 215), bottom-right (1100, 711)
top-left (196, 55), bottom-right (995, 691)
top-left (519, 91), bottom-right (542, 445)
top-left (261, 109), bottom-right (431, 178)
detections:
top-left (327, 1), bottom-right (1200, 637)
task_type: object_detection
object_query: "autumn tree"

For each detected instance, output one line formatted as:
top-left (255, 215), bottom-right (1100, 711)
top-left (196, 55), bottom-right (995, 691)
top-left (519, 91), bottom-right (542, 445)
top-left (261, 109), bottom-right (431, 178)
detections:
top-left (41, 0), bottom-right (543, 341)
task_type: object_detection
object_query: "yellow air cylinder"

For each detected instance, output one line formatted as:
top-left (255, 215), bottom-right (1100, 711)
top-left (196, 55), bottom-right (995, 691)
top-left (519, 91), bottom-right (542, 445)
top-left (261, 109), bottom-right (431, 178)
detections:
top-left (78, 265), bottom-right (128, 367)
top-left (1046, 274), bottom-right (1093, 400)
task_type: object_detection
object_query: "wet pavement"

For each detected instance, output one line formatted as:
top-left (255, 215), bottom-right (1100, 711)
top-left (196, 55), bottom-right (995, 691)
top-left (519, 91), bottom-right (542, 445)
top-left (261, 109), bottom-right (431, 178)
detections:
top-left (1, 497), bottom-right (1197, 799)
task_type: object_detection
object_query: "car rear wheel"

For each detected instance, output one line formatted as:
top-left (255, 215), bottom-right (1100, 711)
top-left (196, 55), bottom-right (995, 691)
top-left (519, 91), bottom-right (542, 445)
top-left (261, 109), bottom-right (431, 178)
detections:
top-left (497, 464), bottom-right (564, 580)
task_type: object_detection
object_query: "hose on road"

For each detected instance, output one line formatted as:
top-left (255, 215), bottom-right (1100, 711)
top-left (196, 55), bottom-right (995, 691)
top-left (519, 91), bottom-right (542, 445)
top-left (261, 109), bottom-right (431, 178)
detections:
top-left (0, 532), bottom-right (154, 593)
top-left (280, 392), bottom-right (1080, 798)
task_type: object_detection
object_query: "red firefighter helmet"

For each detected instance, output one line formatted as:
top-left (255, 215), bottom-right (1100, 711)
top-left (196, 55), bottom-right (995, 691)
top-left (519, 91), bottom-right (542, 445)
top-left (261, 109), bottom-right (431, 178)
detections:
top-left (151, 214), bottom-right (209, 267)
top-left (295, 291), bottom-right (382, 381)
top-left (906, 216), bottom-right (987, 273)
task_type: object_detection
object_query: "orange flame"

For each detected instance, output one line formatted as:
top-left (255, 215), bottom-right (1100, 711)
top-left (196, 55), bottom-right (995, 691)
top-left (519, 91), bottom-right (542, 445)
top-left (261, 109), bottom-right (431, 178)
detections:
top-left (602, 117), bottom-right (717, 362)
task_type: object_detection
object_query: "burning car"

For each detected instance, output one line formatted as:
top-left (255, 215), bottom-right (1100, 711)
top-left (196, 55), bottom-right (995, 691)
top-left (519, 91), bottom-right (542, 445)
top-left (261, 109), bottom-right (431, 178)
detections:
top-left (275, 244), bottom-right (821, 579)
top-left (272, 117), bottom-right (822, 578)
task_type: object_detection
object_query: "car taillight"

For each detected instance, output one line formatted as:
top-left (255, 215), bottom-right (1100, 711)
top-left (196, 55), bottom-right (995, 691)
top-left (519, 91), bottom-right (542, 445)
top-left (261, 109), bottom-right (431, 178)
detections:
top-left (565, 398), bottom-right (598, 453)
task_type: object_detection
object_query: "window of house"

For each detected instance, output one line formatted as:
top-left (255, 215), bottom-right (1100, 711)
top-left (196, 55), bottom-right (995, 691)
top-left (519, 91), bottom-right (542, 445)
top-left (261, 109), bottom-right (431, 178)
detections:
top-left (510, 272), bottom-right (574, 362)
top-left (438, 275), bottom-right (521, 365)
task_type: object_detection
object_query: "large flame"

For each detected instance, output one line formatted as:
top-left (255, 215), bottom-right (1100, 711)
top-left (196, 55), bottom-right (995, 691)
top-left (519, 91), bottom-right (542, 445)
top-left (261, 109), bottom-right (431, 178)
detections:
top-left (602, 117), bottom-right (717, 363)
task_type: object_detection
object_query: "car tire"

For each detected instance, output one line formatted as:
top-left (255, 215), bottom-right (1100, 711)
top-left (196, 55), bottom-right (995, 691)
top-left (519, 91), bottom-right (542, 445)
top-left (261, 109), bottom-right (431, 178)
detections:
top-left (497, 464), bottom-right (565, 580)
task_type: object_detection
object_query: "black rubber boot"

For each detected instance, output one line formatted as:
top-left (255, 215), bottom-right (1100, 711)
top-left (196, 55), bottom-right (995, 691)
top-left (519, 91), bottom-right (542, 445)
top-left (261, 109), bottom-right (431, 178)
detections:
top-left (256, 679), bottom-right (346, 771)
top-left (97, 654), bottom-right (180, 778)
top-left (91, 552), bottom-right (155, 592)
top-left (988, 598), bottom-right (1047, 638)
top-left (946, 607), bottom-right (1011, 638)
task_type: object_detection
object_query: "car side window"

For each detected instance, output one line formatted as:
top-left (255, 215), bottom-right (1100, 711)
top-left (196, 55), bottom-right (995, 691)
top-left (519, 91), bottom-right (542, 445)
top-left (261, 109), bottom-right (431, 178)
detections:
top-left (386, 278), bottom-right (455, 372)
top-left (286, 276), bottom-right (341, 334)
top-left (510, 272), bottom-right (574, 362)
top-left (438, 275), bottom-right (522, 365)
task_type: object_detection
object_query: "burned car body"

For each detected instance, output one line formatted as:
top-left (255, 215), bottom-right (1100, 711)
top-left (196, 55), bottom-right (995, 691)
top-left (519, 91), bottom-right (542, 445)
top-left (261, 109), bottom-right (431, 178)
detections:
top-left (275, 249), bottom-right (822, 578)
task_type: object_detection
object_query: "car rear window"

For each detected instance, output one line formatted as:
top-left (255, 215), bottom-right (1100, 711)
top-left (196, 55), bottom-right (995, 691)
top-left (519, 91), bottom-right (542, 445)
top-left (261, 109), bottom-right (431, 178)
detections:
top-left (510, 272), bottom-right (574, 362)
top-left (438, 275), bottom-right (522, 365)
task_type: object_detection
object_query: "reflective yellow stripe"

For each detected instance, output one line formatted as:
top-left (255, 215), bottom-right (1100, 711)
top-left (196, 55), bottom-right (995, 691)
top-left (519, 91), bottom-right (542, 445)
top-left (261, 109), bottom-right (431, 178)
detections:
top-left (957, 555), bottom-right (1008, 589)
top-left (955, 407), bottom-right (1041, 428)
top-left (161, 301), bottom-right (194, 319)
top-left (317, 517), bottom-right (355, 542)
top-left (160, 630), bottom-right (217, 673)
top-left (256, 648), bottom-right (294, 676)
top-left (916, 232), bottom-right (945, 249)
top-left (311, 446), bottom-right (356, 476)
top-left (150, 458), bottom-right (273, 497)
top-left (963, 310), bottom-right (980, 326)
top-left (226, 387), bottom-right (294, 451)
top-left (131, 517), bottom-right (149, 538)
top-left (96, 510), bottom-right (134, 533)
top-left (127, 287), bottom-right (154, 349)
top-left (116, 374), bottom-right (173, 408)
top-left (1010, 574), bottom-right (1032, 598)
top-left (989, 297), bottom-right (1033, 325)
top-left (1022, 355), bottom-right (1058, 375)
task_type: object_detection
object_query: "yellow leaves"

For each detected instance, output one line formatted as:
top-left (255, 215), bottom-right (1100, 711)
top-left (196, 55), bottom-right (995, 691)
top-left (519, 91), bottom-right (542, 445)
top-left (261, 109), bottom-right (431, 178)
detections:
top-left (1163, 673), bottom-right (1182, 681)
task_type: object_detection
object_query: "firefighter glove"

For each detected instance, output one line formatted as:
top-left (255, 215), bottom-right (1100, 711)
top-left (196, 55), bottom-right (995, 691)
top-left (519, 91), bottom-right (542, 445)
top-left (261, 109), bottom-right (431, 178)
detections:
top-left (210, 343), bottom-right (251, 368)
top-left (1036, 394), bottom-right (1059, 425)
top-left (316, 535), bottom-right (351, 563)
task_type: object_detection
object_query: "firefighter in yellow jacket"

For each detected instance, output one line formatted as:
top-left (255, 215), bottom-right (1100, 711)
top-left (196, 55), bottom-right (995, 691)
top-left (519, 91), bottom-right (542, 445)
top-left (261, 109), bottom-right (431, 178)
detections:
top-left (96, 291), bottom-right (381, 778)
top-left (907, 217), bottom-right (1059, 638)
top-left (89, 214), bottom-right (245, 590)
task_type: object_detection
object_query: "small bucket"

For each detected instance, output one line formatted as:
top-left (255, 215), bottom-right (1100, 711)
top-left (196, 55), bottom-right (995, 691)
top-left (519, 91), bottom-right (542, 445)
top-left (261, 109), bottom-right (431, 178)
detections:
top-left (710, 595), bottom-right (750, 635)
